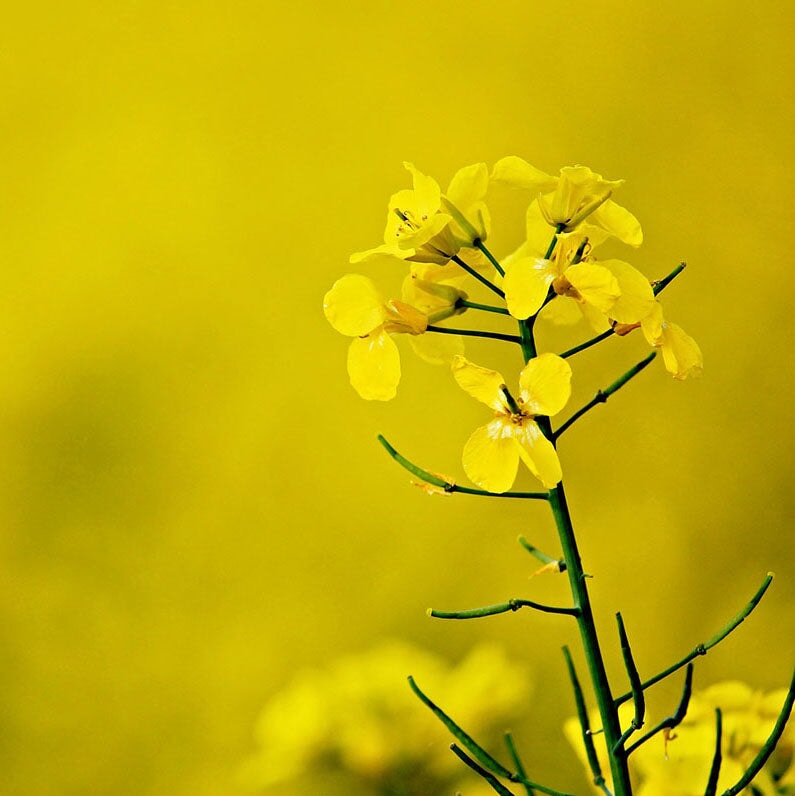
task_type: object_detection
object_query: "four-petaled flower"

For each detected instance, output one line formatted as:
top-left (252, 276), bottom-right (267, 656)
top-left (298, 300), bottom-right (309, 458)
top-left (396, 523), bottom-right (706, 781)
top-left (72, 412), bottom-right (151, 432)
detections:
top-left (500, 194), bottom-right (654, 326)
top-left (351, 162), bottom-right (490, 265)
top-left (492, 156), bottom-right (643, 246)
top-left (452, 353), bottom-right (572, 492)
top-left (324, 273), bottom-right (428, 401)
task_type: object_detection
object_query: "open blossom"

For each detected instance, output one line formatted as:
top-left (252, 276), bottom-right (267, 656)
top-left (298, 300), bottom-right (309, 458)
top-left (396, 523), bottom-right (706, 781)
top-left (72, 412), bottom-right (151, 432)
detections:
top-left (452, 353), bottom-right (571, 491)
top-left (502, 202), bottom-right (655, 325)
top-left (351, 162), bottom-right (490, 265)
top-left (492, 156), bottom-right (643, 246)
top-left (324, 273), bottom-right (428, 401)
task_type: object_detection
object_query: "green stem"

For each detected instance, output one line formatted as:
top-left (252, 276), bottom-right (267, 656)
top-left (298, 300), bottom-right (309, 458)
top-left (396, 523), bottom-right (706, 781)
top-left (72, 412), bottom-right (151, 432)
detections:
top-left (449, 744), bottom-right (516, 796)
top-left (544, 225), bottom-right (565, 260)
top-left (553, 353), bottom-right (657, 440)
top-left (428, 598), bottom-right (579, 619)
top-left (652, 262), bottom-right (686, 295)
top-left (705, 709), bottom-right (723, 796)
top-left (426, 324), bottom-right (522, 345)
top-left (452, 254), bottom-right (505, 298)
top-left (516, 314), bottom-right (631, 796)
top-left (458, 298), bottom-right (511, 315)
top-left (560, 329), bottom-right (614, 359)
top-left (504, 733), bottom-right (535, 796)
top-left (474, 239), bottom-right (506, 277)
top-left (550, 484), bottom-right (633, 795)
top-left (377, 435), bottom-right (548, 499)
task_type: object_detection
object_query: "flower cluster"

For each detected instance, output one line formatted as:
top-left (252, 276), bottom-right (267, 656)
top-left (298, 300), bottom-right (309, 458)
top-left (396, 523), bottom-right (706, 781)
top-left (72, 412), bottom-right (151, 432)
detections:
top-left (240, 640), bottom-right (530, 796)
top-left (324, 158), bottom-right (702, 493)
top-left (564, 681), bottom-right (795, 796)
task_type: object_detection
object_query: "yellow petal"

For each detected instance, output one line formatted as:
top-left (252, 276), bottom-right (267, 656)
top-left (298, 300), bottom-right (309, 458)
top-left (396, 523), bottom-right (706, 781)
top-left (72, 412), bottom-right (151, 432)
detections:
top-left (446, 162), bottom-right (488, 209)
top-left (347, 331), bottom-right (400, 401)
top-left (600, 260), bottom-right (655, 324)
top-left (565, 263), bottom-right (621, 314)
top-left (537, 295), bottom-right (585, 326)
top-left (451, 355), bottom-right (507, 412)
top-left (660, 322), bottom-right (703, 380)
top-left (589, 199), bottom-right (643, 247)
top-left (518, 353), bottom-right (572, 417)
top-left (526, 201), bottom-right (556, 254)
top-left (462, 419), bottom-right (519, 493)
top-left (579, 300), bottom-right (612, 333)
top-left (491, 156), bottom-right (558, 193)
top-left (640, 301), bottom-right (664, 343)
top-left (408, 330), bottom-right (464, 365)
top-left (349, 242), bottom-right (407, 264)
top-left (504, 257), bottom-right (555, 319)
top-left (403, 162), bottom-right (442, 218)
top-left (514, 421), bottom-right (562, 488)
top-left (324, 274), bottom-right (384, 336)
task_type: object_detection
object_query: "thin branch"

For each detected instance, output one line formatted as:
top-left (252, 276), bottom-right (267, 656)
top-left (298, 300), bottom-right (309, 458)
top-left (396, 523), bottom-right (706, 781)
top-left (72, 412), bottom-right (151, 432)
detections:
top-left (474, 239), bottom-right (506, 277)
top-left (704, 709), bottom-right (723, 796)
top-left (408, 676), bottom-right (514, 779)
top-left (626, 663), bottom-right (693, 755)
top-left (459, 298), bottom-right (511, 315)
top-left (553, 352), bottom-right (656, 440)
top-left (652, 262), bottom-right (686, 295)
top-left (517, 536), bottom-right (567, 572)
top-left (559, 329), bottom-right (614, 359)
top-left (615, 574), bottom-right (774, 706)
top-left (504, 733), bottom-right (535, 796)
top-left (450, 744), bottom-right (516, 796)
top-left (426, 324), bottom-right (522, 344)
top-left (563, 646), bottom-right (609, 795)
top-left (612, 613), bottom-right (646, 752)
top-left (452, 253), bottom-right (505, 298)
top-left (377, 435), bottom-right (549, 499)
top-left (428, 598), bottom-right (580, 620)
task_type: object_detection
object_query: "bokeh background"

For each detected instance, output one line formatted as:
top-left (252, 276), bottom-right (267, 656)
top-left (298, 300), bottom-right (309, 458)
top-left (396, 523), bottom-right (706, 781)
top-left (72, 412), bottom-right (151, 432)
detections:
top-left (1, 1), bottom-right (793, 794)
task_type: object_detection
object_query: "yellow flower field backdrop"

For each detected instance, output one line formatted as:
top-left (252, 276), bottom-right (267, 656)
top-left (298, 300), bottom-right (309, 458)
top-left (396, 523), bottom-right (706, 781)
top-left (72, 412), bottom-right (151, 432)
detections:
top-left (0, 1), bottom-right (793, 794)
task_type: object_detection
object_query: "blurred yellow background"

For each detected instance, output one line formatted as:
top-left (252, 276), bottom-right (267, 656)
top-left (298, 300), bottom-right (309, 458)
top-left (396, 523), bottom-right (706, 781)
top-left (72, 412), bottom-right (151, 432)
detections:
top-left (0, 1), bottom-right (793, 794)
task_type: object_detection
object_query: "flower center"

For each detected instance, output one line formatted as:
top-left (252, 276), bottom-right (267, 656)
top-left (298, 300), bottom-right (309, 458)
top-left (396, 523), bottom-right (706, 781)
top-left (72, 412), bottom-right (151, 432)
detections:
top-left (393, 208), bottom-right (428, 239)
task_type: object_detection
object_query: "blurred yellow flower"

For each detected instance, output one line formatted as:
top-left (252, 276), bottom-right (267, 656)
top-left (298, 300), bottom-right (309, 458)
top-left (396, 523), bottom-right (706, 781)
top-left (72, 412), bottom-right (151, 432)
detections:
top-left (564, 681), bottom-right (794, 796)
top-left (452, 353), bottom-right (571, 491)
top-left (351, 162), bottom-right (490, 265)
top-left (492, 155), bottom-right (643, 246)
top-left (641, 302), bottom-right (703, 380)
top-left (240, 640), bottom-right (531, 796)
top-left (323, 273), bottom-right (428, 400)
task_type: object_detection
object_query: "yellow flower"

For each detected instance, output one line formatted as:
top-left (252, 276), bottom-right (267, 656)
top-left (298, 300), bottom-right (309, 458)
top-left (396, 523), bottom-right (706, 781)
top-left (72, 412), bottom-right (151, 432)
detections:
top-left (492, 156), bottom-right (643, 246)
top-left (323, 273), bottom-right (427, 400)
top-left (240, 640), bottom-right (531, 794)
top-left (351, 162), bottom-right (490, 265)
top-left (641, 302), bottom-right (703, 380)
top-left (502, 203), bottom-right (654, 325)
top-left (452, 353), bottom-right (571, 491)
